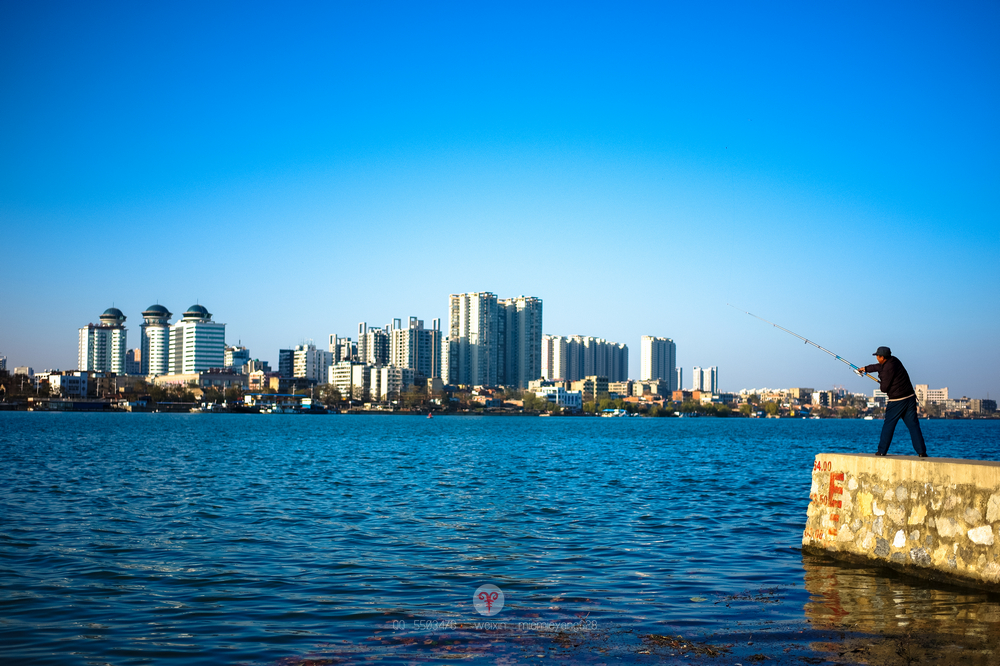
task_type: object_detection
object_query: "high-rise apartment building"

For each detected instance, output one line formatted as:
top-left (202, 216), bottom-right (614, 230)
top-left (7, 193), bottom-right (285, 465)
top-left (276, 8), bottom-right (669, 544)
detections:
top-left (278, 349), bottom-right (294, 378)
top-left (292, 343), bottom-right (333, 384)
top-left (328, 334), bottom-right (356, 362)
top-left (78, 308), bottom-right (128, 374)
top-left (499, 296), bottom-right (542, 388)
top-left (640, 336), bottom-right (677, 390)
top-left (541, 334), bottom-right (568, 381)
top-left (692, 366), bottom-right (719, 393)
top-left (140, 304), bottom-right (172, 376)
top-left (168, 305), bottom-right (226, 374)
top-left (444, 292), bottom-right (500, 386)
top-left (390, 317), bottom-right (442, 380)
top-left (357, 323), bottom-right (390, 367)
top-left (444, 292), bottom-right (543, 388)
top-left (0, 356), bottom-right (6, 371)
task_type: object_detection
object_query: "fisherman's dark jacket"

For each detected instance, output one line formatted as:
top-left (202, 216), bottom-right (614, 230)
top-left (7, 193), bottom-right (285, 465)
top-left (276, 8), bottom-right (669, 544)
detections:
top-left (862, 356), bottom-right (915, 400)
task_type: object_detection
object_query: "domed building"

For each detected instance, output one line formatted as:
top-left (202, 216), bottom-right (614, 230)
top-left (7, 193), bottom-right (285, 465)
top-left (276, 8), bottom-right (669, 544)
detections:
top-left (168, 304), bottom-right (226, 375)
top-left (78, 307), bottom-right (128, 374)
top-left (140, 304), bottom-right (173, 376)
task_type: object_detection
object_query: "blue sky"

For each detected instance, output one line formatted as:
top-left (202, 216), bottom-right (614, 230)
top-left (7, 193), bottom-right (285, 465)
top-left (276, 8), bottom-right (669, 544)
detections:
top-left (1, 1), bottom-right (998, 397)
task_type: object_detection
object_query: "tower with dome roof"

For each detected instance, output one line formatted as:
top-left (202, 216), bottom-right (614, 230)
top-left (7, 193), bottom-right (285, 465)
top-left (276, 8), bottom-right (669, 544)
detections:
top-left (78, 307), bottom-right (128, 373)
top-left (168, 304), bottom-right (226, 374)
top-left (140, 304), bottom-right (173, 376)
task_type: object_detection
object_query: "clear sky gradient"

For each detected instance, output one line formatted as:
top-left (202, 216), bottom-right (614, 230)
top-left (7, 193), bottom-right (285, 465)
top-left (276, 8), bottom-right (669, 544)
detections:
top-left (2, 1), bottom-right (998, 397)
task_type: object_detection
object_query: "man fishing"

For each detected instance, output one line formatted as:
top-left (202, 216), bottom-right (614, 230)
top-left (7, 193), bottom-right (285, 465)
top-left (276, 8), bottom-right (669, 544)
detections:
top-left (858, 346), bottom-right (928, 457)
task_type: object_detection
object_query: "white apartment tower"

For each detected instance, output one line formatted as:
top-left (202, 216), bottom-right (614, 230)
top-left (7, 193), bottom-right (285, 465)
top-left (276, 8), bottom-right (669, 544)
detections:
top-left (140, 304), bottom-right (172, 376)
top-left (692, 366), bottom-right (719, 393)
top-left (293, 343), bottom-right (333, 384)
top-left (445, 292), bottom-right (500, 386)
top-left (541, 334), bottom-right (568, 381)
top-left (327, 334), bottom-right (356, 362)
top-left (168, 305), bottom-right (226, 374)
top-left (357, 323), bottom-right (390, 367)
top-left (78, 307), bottom-right (128, 374)
top-left (640, 336), bottom-right (677, 390)
top-left (390, 317), bottom-right (442, 380)
top-left (499, 296), bottom-right (543, 389)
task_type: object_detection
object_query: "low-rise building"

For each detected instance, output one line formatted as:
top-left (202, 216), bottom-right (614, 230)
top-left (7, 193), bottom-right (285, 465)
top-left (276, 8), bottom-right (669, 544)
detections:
top-left (49, 372), bottom-right (89, 398)
top-left (915, 384), bottom-right (948, 407)
top-left (971, 399), bottom-right (997, 414)
top-left (608, 380), bottom-right (633, 398)
top-left (534, 386), bottom-right (583, 410)
top-left (635, 379), bottom-right (670, 398)
top-left (570, 375), bottom-right (609, 403)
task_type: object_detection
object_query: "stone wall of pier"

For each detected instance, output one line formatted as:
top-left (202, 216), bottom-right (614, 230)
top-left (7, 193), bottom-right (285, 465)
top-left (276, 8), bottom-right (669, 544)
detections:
top-left (802, 453), bottom-right (1000, 591)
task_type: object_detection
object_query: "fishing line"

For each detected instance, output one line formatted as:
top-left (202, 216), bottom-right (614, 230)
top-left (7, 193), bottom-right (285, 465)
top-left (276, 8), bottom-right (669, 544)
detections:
top-left (728, 304), bottom-right (879, 383)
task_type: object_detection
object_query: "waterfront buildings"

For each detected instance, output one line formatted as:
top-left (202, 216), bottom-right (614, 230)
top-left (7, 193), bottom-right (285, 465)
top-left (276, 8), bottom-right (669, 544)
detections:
top-left (78, 308), bottom-right (128, 374)
top-left (443, 293), bottom-right (542, 388)
top-left (140, 304), bottom-right (172, 376)
top-left (692, 366), bottom-right (719, 393)
top-left (640, 336), bottom-right (677, 390)
top-left (168, 305), bottom-right (226, 375)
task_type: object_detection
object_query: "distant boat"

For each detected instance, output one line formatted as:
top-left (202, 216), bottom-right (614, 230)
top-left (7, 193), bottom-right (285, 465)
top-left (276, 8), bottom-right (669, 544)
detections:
top-left (427, 413), bottom-right (433, 419)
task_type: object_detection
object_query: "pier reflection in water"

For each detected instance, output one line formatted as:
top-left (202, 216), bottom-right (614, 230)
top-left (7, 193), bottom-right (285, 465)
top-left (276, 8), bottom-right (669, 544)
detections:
top-left (802, 552), bottom-right (1000, 664)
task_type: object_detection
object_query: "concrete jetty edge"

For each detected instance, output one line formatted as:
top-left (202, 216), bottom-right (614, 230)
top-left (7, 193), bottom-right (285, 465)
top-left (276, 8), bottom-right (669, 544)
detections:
top-left (802, 453), bottom-right (1000, 592)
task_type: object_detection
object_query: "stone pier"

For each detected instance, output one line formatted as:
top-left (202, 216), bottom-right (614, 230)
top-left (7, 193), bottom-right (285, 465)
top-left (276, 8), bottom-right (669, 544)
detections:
top-left (802, 453), bottom-right (1000, 591)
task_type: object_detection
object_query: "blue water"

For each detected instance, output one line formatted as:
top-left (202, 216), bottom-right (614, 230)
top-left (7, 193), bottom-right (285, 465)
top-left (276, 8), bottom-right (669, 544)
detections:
top-left (1, 414), bottom-right (998, 664)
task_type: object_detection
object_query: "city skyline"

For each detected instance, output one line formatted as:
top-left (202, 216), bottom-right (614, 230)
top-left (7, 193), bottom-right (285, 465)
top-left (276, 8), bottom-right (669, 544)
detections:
top-left (1, 4), bottom-right (997, 397)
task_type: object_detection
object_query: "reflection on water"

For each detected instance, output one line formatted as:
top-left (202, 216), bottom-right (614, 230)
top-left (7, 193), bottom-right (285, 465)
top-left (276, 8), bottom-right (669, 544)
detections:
top-left (803, 552), bottom-right (1000, 664)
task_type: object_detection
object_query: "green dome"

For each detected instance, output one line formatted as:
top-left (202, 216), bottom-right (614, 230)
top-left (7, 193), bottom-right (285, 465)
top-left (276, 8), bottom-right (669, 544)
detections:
top-left (184, 304), bottom-right (212, 319)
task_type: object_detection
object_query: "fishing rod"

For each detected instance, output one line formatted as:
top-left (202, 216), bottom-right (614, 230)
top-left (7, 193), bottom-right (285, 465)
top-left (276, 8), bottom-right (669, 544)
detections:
top-left (727, 304), bottom-right (879, 383)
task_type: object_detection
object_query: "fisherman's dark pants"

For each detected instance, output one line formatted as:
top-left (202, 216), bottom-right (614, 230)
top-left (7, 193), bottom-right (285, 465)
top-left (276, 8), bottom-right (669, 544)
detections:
top-left (878, 395), bottom-right (926, 456)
